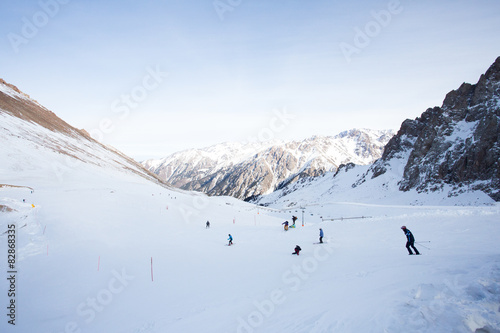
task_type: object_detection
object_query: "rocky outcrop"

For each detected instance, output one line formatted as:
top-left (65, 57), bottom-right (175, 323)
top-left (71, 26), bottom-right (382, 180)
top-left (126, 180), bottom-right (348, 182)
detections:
top-left (369, 57), bottom-right (500, 200)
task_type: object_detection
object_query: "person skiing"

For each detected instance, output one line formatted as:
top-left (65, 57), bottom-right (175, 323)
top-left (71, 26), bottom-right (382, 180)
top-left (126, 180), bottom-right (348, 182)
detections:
top-left (282, 221), bottom-right (289, 231)
top-left (206, 221), bottom-right (210, 228)
top-left (319, 228), bottom-right (324, 243)
top-left (227, 234), bottom-right (233, 246)
top-left (292, 245), bottom-right (301, 255)
top-left (401, 226), bottom-right (420, 255)
top-left (292, 216), bottom-right (297, 226)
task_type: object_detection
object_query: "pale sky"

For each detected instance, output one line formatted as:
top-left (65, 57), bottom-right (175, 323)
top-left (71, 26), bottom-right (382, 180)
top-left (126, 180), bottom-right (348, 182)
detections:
top-left (1, 0), bottom-right (500, 160)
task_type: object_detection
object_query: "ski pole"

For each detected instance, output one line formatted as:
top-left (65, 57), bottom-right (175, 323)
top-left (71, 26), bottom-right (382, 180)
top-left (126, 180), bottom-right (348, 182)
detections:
top-left (415, 242), bottom-right (430, 250)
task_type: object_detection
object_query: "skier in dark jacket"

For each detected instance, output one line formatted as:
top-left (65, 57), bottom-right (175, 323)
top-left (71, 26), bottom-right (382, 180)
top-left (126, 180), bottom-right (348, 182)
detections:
top-left (319, 228), bottom-right (324, 243)
top-left (282, 221), bottom-right (289, 231)
top-left (292, 245), bottom-right (301, 255)
top-left (401, 226), bottom-right (420, 255)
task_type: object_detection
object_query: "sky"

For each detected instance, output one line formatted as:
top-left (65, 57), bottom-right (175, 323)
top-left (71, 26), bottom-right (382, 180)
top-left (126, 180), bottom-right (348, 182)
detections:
top-left (1, 0), bottom-right (500, 160)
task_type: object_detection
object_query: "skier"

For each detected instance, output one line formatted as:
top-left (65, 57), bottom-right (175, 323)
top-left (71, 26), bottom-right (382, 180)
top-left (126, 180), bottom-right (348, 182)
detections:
top-left (292, 245), bottom-right (301, 255)
top-left (292, 215), bottom-right (297, 226)
top-left (319, 228), bottom-right (324, 243)
top-left (282, 221), bottom-right (289, 231)
top-left (227, 234), bottom-right (233, 246)
top-left (206, 221), bottom-right (210, 228)
top-left (401, 226), bottom-right (420, 255)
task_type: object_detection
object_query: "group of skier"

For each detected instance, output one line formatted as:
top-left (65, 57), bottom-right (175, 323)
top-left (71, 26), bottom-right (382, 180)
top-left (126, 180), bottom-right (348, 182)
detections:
top-left (287, 224), bottom-right (421, 255)
top-left (216, 217), bottom-right (420, 255)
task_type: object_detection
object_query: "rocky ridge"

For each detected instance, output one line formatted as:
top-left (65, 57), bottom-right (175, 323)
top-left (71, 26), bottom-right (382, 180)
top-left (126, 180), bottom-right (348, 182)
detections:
top-left (358, 57), bottom-right (500, 201)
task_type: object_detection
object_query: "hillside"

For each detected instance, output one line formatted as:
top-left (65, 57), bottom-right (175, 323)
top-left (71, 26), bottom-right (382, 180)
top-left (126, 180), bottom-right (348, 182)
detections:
top-left (0, 79), bottom-right (164, 185)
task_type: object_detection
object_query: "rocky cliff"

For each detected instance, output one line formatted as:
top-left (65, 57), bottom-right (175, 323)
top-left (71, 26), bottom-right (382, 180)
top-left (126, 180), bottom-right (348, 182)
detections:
top-left (368, 57), bottom-right (500, 200)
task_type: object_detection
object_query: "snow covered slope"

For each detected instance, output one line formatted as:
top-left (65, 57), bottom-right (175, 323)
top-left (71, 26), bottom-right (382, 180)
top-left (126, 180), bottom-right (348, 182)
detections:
top-left (142, 129), bottom-right (395, 200)
top-left (1, 175), bottom-right (499, 333)
top-left (0, 79), bottom-right (163, 185)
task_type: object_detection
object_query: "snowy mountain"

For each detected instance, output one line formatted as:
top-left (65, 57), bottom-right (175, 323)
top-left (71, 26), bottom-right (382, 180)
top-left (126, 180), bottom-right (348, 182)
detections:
top-left (0, 78), bottom-right (164, 185)
top-left (142, 129), bottom-right (395, 200)
top-left (257, 57), bottom-right (500, 207)
top-left (1, 77), bottom-right (500, 333)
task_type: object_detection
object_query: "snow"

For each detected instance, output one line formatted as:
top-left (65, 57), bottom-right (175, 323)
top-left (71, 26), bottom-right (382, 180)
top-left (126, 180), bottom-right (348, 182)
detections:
top-left (1, 177), bottom-right (499, 333)
top-left (447, 120), bottom-right (478, 143)
top-left (0, 84), bottom-right (28, 101)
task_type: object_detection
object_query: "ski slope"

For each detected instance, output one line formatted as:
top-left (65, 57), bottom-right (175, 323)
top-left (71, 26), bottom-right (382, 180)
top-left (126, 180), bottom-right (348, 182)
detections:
top-left (1, 167), bottom-right (499, 333)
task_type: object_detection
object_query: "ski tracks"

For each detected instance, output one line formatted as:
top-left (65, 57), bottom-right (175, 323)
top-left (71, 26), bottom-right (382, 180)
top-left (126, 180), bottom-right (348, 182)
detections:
top-left (385, 261), bottom-right (500, 332)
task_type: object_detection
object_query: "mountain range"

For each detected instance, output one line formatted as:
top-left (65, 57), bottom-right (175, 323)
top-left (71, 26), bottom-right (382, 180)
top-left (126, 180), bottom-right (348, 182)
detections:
top-left (142, 129), bottom-right (395, 201)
